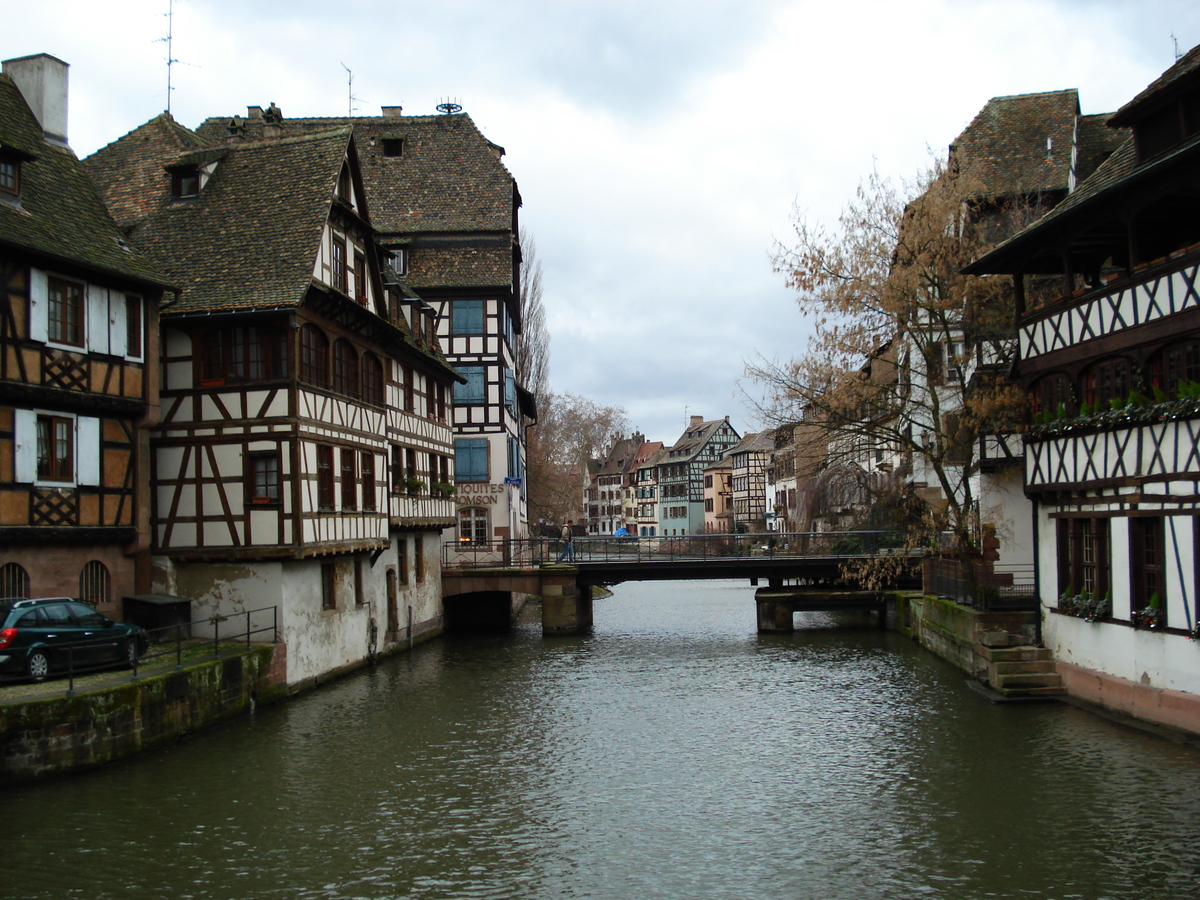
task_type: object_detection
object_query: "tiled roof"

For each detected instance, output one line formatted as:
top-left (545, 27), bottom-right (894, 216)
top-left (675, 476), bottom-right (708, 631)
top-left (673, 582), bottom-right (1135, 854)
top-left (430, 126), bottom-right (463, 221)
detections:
top-left (103, 127), bottom-right (353, 315)
top-left (950, 90), bottom-right (1081, 197)
top-left (667, 419), bottom-right (739, 462)
top-left (0, 73), bottom-right (168, 287)
top-left (1110, 42), bottom-right (1200, 126)
top-left (729, 431), bottom-right (774, 455)
top-left (196, 112), bottom-right (516, 237)
top-left (405, 243), bottom-right (512, 289)
top-left (85, 113), bottom-right (207, 229)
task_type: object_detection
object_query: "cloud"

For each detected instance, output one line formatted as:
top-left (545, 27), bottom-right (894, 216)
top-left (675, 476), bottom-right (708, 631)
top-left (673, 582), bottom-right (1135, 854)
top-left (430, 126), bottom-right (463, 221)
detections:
top-left (8, 0), bottom-right (1200, 444)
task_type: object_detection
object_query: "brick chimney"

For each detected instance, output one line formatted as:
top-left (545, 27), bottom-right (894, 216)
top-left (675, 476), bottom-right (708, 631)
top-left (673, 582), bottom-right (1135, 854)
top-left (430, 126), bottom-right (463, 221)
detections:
top-left (690, 415), bottom-right (704, 426)
top-left (381, 106), bottom-right (403, 118)
top-left (3, 53), bottom-right (69, 144)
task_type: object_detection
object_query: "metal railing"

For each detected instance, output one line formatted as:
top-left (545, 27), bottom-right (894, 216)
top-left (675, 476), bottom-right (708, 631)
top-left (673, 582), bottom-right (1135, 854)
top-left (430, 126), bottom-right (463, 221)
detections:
top-left (443, 531), bottom-right (909, 569)
top-left (925, 559), bottom-right (1037, 611)
top-left (3, 606), bottom-right (278, 696)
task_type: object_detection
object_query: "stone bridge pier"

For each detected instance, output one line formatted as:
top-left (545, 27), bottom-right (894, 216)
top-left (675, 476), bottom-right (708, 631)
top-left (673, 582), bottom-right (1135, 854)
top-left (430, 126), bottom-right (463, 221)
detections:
top-left (441, 568), bottom-right (592, 635)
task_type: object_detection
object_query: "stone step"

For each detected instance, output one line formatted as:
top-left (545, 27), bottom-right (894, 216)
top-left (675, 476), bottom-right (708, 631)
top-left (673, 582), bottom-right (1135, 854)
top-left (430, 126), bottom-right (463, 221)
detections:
top-left (979, 645), bottom-right (1053, 663)
top-left (993, 659), bottom-right (1057, 676)
top-left (994, 684), bottom-right (1067, 699)
top-left (994, 671), bottom-right (1063, 690)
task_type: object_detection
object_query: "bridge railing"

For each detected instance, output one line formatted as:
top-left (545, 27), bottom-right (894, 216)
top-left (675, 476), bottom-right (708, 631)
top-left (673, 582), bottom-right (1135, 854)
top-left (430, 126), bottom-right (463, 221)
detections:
top-left (442, 531), bottom-right (908, 569)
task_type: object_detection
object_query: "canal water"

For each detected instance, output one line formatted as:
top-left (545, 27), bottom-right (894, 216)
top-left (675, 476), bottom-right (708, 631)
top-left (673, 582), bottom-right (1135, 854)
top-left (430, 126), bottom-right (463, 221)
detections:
top-left (7, 580), bottom-right (1200, 900)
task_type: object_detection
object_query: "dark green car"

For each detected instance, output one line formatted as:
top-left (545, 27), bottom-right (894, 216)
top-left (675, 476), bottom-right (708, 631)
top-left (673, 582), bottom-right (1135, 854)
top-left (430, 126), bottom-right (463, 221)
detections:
top-left (0, 598), bottom-right (148, 683)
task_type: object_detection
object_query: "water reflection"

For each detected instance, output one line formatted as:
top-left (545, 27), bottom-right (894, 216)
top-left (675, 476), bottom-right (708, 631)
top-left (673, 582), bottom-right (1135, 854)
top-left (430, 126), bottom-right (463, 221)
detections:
top-left (6, 579), bottom-right (1200, 899)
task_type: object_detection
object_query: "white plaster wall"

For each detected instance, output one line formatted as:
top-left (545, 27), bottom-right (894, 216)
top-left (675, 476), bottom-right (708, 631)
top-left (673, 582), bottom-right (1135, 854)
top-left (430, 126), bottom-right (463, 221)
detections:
top-left (279, 560), bottom-right (373, 685)
top-left (979, 468), bottom-right (1033, 569)
top-left (1046, 614), bottom-right (1200, 696)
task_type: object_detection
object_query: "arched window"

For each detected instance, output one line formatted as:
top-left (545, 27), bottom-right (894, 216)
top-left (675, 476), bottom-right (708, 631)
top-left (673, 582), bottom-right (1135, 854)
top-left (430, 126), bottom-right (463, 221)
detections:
top-left (80, 560), bottom-right (110, 606)
top-left (458, 507), bottom-right (489, 546)
top-left (0, 562), bottom-right (29, 598)
top-left (1149, 338), bottom-right (1200, 395)
top-left (332, 339), bottom-right (359, 396)
top-left (1083, 357), bottom-right (1130, 408)
top-left (361, 352), bottom-right (384, 405)
top-left (1032, 372), bottom-right (1073, 417)
top-left (300, 324), bottom-right (329, 387)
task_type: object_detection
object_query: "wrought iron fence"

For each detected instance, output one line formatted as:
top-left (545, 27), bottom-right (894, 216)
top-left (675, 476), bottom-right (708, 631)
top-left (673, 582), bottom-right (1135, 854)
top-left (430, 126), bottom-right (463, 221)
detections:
top-left (443, 531), bottom-right (909, 569)
top-left (925, 558), bottom-right (1037, 611)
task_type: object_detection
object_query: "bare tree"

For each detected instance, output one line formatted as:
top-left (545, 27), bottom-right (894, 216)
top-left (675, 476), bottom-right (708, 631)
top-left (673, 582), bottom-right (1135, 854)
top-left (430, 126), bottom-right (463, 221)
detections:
top-left (515, 227), bottom-right (549, 403)
top-left (749, 161), bottom-right (1025, 587)
top-left (526, 391), bottom-right (628, 528)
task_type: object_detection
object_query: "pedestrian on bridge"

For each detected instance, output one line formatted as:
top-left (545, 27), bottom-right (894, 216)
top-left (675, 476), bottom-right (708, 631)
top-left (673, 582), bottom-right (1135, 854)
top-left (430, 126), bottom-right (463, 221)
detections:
top-left (556, 520), bottom-right (576, 563)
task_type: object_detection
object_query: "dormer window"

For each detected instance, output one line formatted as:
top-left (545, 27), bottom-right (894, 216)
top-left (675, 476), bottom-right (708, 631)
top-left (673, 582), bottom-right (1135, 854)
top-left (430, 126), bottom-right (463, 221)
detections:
top-left (172, 166), bottom-right (200, 199)
top-left (0, 157), bottom-right (19, 195)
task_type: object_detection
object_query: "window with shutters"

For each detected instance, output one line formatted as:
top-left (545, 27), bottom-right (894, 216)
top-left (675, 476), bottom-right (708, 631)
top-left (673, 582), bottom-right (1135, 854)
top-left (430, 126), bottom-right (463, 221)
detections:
top-left (36, 415), bottom-right (73, 482)
top-left (48, 277), bottom-right (84, 346)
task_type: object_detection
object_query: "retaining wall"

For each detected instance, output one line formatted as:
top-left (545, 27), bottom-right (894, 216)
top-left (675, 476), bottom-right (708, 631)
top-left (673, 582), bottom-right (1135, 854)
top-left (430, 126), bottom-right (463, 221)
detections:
top-left (0, 644), bottom-right (287, 785)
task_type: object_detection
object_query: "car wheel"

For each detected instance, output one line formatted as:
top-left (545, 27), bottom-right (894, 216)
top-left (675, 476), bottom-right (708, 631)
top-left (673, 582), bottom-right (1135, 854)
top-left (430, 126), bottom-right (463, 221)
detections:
top-left (26, 649), bottom-right (50, 683)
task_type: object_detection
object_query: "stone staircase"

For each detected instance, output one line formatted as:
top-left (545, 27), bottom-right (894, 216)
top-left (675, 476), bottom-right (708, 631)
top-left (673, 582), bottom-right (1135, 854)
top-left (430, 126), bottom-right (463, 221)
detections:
top-left (977, 633), bottom-right (1065, 699)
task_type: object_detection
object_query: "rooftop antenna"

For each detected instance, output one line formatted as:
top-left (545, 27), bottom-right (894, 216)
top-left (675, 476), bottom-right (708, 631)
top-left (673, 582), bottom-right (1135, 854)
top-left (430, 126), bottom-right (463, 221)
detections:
top-left (340, 62), bottom-right (360, 117)
top-left (1172, 33), bottom-right (1182, 61)
top-left (155, 0), bottom-right (196, 115)
top-left (436, 97), bottom-right (463, 115)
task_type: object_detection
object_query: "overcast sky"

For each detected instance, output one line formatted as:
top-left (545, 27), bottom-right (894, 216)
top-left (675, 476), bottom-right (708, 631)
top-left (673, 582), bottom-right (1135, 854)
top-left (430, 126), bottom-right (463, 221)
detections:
top-left (8, 0), bottom-right (1200, 444)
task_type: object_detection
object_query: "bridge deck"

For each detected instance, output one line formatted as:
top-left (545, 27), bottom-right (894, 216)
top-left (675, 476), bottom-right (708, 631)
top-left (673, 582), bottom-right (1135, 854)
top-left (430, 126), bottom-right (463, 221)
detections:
top-left (442, 532), bottom-right (920, 590)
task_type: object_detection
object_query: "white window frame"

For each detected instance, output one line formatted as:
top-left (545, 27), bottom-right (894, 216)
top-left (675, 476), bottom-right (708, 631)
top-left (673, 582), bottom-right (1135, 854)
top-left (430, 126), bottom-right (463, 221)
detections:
top-left (29, 268), bottom-right (143, 361)
top-left (13, 408), bottom-right (101, 486)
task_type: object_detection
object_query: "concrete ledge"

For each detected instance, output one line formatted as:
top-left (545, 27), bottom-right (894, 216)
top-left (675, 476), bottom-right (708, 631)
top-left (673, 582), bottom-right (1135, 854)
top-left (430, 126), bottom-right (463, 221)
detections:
top-left (1058, 660), bottom-right (1200, 740)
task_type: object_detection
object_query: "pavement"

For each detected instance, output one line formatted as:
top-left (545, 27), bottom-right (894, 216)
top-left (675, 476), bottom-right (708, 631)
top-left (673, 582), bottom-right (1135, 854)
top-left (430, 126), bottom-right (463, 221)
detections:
top-left (0, 642), bottom-right (254, 705)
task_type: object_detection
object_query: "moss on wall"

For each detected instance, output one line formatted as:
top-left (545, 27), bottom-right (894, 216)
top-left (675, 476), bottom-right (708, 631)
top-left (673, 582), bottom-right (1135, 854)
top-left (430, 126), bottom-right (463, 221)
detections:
top-left (0, 644), bottom-right (285, 786)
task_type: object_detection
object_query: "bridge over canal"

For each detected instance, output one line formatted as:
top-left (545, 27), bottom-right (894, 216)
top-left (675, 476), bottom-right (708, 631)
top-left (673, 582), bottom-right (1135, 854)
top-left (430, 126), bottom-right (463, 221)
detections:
top-left (441, 532), bottom-right (920, 634)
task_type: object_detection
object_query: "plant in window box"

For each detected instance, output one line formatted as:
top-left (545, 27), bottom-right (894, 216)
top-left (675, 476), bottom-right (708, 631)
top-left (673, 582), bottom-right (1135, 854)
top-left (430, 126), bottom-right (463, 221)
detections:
top-left (1083, 591), bottom-right (1111, 622)
top-left (431, 481), bottom-right (457, 497)
top-left (1058, 588), bottom-right (1083, 617)
top-left (404, 476), bottom-right (425, 494)
top-left (1132, 592), bottom-right (1163, 629)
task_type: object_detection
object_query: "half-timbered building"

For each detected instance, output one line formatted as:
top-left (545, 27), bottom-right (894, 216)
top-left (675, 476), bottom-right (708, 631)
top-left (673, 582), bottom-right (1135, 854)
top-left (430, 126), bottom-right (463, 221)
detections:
top-left (0, 55), bottom-right (171, 616)
top-left (86, 115), bottom-right (461, 685)
top-left (634, 446), bottom-right (665, 537)
top-left (728, 431), bottom-right (774, 532)
top-left (967, 45), bottom-right (1200, 735)
top-left (657, 416), bottom-right (740, 536)
top-left (702, 459), bottom-right (733, 534)
top-left (199, 107), bottom-right (536, 557)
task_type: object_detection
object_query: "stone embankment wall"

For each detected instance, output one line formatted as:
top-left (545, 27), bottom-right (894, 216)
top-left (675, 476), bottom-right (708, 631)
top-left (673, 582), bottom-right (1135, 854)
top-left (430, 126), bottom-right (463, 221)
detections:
top-left (889, 593), bottom-right (1037, 682)
top-left (0, 644), bottom-right (287, 785)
